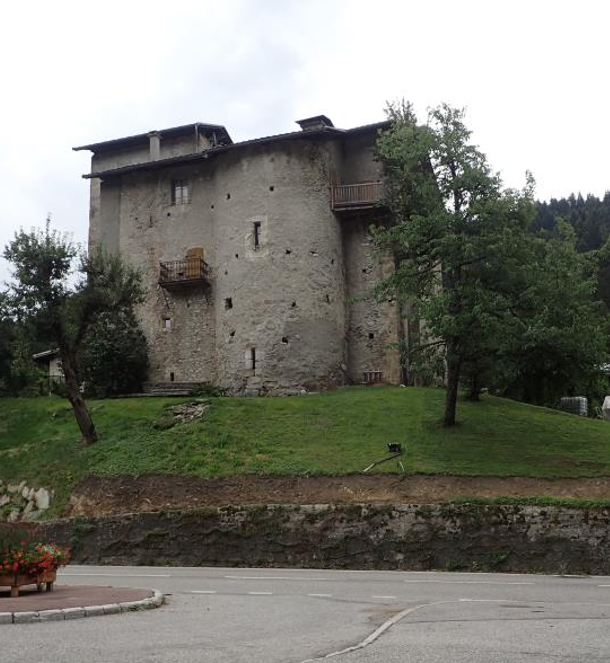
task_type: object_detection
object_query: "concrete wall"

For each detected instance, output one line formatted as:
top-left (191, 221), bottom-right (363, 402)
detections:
top-left (89, 128), bottom-right (403, 393)
top-left (159, 133), bottom-right (208, 159)
top-left (97, 180), bottom-right (122, 254)
top-left (91, 145), bottom-right (151, 174)
top-left (90, 131), bottom-right (205, 174)
top-left (340, 132), bottom-right (383, 184)
top-left (39, 503), bottom-right (610, 574)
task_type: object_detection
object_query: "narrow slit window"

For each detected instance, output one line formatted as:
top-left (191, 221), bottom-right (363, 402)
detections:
top-left (225, 297), bottom-right (233, 310)
top-left (171, 180), bottom-right (191, 205)
top-left (253, 221), bottom-right (262, 249)
top-left (251, 347), bottom-right (257, 375)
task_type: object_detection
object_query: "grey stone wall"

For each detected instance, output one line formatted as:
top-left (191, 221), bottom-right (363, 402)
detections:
top-left (38, 503), bottom-right (610, 574)
top-left (89, 129), bottom-right (403, 393)
top-left (118, 165), bottom-right (217, 383)
top-left (343, 218), bottom-right (402, 384)
top-left (210, 139), bottom-right (347, 394)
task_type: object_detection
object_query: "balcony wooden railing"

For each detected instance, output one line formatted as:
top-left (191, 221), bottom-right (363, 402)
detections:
top-left (159, 257), bottom-right (209, 288)
top-left (331, 181), bottom-right (385, 211)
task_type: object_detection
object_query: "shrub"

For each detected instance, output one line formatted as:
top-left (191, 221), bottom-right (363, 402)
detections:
top-left (79, 310), bottom-right (148, 397)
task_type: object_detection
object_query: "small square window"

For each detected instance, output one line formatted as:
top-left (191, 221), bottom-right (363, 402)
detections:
top-left (171, 180), bottom-right (191, 205)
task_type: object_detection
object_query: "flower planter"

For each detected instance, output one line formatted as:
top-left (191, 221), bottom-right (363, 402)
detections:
top-left (0, 570), bottom-right (57, 598)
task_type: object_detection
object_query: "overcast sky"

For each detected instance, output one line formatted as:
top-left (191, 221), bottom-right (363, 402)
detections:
top-left (1, 0), bottom-right (608, 281)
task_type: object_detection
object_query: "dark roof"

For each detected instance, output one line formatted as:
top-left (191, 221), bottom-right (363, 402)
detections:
top-left (73, 122), bottom-right (233, 152)
top-left (81, 120), bottom-right (390, 180)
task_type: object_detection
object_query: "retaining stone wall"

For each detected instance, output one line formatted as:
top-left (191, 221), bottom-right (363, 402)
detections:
top-left (35, 503), bottom-right (610, 574)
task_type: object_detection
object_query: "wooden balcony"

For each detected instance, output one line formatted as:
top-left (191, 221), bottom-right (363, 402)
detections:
top-left (159, 257), bottom-right (209, 289)
top-left (331, 181), bottom-right (385, 212)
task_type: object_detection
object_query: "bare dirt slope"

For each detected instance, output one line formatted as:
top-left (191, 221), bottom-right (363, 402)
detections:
top-left (66, 474), bottom-right (610, 517)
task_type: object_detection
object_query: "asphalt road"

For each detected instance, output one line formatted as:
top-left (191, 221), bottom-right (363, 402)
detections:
top-left (2, 566), bottom-right (610, 662)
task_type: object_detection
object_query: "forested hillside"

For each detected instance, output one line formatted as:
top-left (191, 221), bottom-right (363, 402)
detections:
top-left (535, 193), bottom-right (610, 307)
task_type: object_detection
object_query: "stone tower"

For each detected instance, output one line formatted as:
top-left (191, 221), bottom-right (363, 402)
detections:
top-left (75, 116), bottom-right (403, 394)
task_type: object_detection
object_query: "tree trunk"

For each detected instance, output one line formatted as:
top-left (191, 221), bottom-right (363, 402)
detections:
top-left (444, 343), bottom-right (461, 427)
top-left (61, 353), bottom-right (98, 445)
top-left (406, 304), bottom-right (424, 387)
top-left (466, 373), bottom-right (481, 401)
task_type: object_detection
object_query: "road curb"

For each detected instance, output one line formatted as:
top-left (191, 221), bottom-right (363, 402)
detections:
top-left (0, 589), bottom-right (164, 624)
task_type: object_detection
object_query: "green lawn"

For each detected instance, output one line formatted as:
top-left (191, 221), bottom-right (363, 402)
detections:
top-left (1, 387), bottom-right (609, 514)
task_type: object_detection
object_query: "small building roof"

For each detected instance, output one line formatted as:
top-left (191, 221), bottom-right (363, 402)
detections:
top-left (73, 122), bottom-right (233, 153)
top-left (32, 348), bottom-right (60, 361)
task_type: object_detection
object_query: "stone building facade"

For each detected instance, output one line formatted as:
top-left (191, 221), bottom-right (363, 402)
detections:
top-left (76, 115), bottom-right (405, 394)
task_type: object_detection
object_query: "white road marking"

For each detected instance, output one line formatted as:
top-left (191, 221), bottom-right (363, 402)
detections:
top-left (61, 573), bottom-right (172, 578)
top-left (308, 593), bottom-right (333, 598)
top-left (248, 591), bottom-right (273, 595)
top-left (460, 598), bottom-right (522, 602)
top-left (297, 602), bottom-right (430, 662)
top-left (298, 596), bottom-right (610, 663)
top-left (372, 595), bottom-right (397, 599)
top-left (224, 575), bottom-right (326, 580)
top-left (191, 590), bottom-right (217, 594)
top-left (403, 580), bottom-right (534, 585)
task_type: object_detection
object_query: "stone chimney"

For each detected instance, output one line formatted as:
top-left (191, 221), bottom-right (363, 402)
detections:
top-left (296, 115), bottom-right (334, 132)
top-left (148, 131), bottom-right (161, 160)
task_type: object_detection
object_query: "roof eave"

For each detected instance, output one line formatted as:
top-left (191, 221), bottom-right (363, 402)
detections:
top-left (73, 122), bottom-right (232, 153)
top-left (82, 127), bottom-right (339, 179)
top-left (81, 120), bottom-right (390, 180)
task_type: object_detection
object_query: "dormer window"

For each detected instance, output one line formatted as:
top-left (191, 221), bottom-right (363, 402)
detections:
top-left (171, 179), bottom-right (191, 205)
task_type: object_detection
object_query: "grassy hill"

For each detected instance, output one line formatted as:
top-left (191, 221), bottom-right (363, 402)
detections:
top-left (1, 386), bottom-right (610, 514)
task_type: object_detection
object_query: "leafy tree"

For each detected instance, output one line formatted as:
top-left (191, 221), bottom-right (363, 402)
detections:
top-left (0, 289), bottom-right (47, 396)
top-left (374, 102), bottom-right (535, 426)
top-left (79, 309), bottom-right (148, 397)
top-left (3, 221), bottom-right (144, 444)
top-left (495, 222), bottom-right (609, 406)
top-left (0, 297), bottom-right (15, 395)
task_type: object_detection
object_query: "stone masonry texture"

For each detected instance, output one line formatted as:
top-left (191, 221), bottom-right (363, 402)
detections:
top-left (83, 120), bottom-right (401, 394)
top-left (38, 503), bottom-right (610, 575)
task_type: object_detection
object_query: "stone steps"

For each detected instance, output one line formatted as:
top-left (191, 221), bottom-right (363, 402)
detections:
top-left (142, 382), bottom-right (201, 397)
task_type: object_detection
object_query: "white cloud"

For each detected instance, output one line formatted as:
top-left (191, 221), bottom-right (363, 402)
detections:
top-left (1, 0), bottom-right (609, 280)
